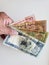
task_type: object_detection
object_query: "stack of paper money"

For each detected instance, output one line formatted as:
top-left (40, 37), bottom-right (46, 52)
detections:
top-left (3, 16), bottom-right (48, 57)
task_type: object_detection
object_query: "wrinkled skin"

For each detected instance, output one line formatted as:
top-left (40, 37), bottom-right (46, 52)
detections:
top-left (0, 12), bottom-right (18, 35)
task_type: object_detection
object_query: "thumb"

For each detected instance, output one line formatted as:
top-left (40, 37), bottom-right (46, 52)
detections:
top-left (9, 29), bottom-right (18, 35)
top-left (4, 27), bottom-right (18, 35)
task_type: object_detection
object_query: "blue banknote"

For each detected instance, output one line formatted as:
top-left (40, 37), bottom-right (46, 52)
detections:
top-left (3, 32), bottom-right (44, 57)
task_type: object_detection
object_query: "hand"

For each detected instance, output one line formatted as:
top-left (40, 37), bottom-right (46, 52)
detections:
top-left (0, 12), bottom-right (18, 35)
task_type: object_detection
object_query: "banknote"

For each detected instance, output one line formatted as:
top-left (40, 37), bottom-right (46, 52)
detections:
top-left (10, 19), bottom-right (47, 43)
top-left (3, 31), bottom-right (44, 57)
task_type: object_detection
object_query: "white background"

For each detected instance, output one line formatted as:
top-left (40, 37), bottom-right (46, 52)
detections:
top-left (0, 0), bottom-right (49, 65)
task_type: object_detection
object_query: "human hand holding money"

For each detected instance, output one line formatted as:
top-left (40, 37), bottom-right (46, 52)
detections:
top-left (3, 13), bottom-right (48, 57)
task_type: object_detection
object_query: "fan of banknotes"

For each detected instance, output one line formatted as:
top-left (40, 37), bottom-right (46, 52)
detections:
top-left (3, 15), bottom-right (48, 57)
